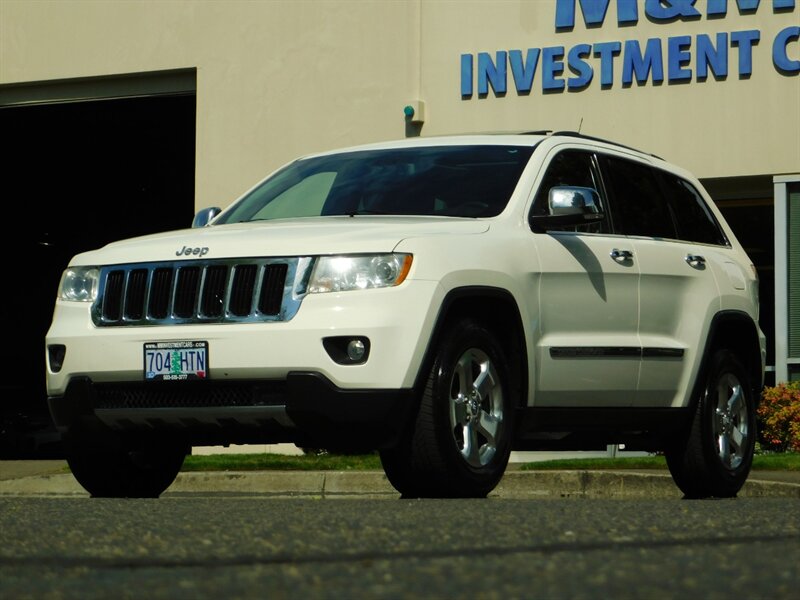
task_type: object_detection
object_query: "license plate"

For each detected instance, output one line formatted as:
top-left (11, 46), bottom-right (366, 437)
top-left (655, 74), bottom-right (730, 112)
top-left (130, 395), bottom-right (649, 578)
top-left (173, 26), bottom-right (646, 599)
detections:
top-left (144, 341), bottom-right (208, 381)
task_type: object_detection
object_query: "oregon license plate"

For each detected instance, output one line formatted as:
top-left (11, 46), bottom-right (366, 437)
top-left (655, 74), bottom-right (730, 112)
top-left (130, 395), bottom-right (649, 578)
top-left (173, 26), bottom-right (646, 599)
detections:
top-left (144, 341), bottom-right (208, 381)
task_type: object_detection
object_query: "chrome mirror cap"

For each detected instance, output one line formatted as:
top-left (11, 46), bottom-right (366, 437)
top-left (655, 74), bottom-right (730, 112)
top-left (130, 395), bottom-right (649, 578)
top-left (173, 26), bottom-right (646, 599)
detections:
top-left (548, 186), bottom-right (601, 217)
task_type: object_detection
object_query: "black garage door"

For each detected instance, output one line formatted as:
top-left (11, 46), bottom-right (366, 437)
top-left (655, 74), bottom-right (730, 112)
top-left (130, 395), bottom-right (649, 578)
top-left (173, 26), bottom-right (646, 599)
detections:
top-left (0, 93), bottom-right (196, 456)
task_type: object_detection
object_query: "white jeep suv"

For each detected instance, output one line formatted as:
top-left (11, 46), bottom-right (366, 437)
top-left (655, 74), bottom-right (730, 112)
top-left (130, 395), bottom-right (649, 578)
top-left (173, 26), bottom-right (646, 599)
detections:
top-left (45, 131), bottom-right (766, 499)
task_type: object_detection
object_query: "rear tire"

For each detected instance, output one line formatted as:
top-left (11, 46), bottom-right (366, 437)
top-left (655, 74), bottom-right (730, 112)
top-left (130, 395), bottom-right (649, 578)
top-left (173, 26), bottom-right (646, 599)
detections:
top-left (66, 435), bottom-right (188, 498)
top-left (665, 349), bottom-right (756, 499)
top-left (380, 318), bottom-right (513, 498)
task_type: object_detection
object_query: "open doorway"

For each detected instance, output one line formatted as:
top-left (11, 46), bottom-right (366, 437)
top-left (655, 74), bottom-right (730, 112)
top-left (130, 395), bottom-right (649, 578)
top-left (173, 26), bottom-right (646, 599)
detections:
top-left (0, 92), bottom-right (196, 456)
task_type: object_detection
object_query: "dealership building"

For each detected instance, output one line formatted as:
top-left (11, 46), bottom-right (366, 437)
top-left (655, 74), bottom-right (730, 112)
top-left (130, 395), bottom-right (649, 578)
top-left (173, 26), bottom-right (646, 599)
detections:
top-left (1, 0), bottom-right (798, 386)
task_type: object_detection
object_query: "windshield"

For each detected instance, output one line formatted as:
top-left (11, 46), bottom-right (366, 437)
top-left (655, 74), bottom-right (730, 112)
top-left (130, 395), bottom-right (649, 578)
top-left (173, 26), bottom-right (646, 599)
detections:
top-left (214, 145), bottom-right (534, 224)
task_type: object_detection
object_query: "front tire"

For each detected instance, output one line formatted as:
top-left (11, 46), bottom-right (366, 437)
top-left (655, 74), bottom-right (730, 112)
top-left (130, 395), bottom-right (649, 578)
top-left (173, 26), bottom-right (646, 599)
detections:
top-left (666, 349), bottom-right (756, 499)
top-left (66, 435), bottom-right (188, 498)
top-left (380, 318), bottom-right (514, 498)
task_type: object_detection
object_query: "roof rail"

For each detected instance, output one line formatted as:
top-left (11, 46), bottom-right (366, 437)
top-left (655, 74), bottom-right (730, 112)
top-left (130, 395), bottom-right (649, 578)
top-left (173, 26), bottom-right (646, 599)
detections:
top-left (549, 130), bottom-right (664, 160)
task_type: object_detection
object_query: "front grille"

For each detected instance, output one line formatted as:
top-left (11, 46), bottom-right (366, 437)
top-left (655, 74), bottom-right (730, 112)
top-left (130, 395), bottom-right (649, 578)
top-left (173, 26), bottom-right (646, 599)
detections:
top-left (93, 257), bottom-right (309, 326)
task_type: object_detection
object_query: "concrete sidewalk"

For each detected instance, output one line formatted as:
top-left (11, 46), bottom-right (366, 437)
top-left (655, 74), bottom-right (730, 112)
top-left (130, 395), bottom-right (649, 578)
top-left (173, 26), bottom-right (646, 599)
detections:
top-left (1, 460), bottom-right (798, 499)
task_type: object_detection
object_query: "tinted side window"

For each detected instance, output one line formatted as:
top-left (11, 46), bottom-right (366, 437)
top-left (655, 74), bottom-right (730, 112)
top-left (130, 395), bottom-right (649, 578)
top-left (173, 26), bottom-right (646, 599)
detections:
top-left (532, 150), bottom-right (608, 233)
top-left (656, 171), bottom-right (728, 246)
top-left (600, 155), bottom-right (677, 239)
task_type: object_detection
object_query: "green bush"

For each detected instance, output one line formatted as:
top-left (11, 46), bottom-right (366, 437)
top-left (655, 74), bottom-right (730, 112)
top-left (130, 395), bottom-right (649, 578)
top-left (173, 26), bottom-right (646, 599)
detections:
top-left (757, 382), bottom-right (800, 452)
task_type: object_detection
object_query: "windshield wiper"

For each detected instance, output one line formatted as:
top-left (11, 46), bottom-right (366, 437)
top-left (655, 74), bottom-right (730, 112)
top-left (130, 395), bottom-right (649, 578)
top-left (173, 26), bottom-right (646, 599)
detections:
top-left (345, 209), bottom-right (390, 217)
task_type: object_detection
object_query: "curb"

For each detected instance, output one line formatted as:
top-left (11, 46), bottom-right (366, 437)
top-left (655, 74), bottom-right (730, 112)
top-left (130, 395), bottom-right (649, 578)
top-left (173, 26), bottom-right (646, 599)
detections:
top-left (496, 470), bottom-right (800, 499)
top-left (1, 470), bottom-right (797, 499)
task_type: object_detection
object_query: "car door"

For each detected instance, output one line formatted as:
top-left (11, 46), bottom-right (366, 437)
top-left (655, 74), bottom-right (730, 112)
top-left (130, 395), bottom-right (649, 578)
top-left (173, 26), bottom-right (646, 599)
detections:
top-left (530, 148), bottom-right (640, 407)
top-left (598, 154), bottom-right (725, 408)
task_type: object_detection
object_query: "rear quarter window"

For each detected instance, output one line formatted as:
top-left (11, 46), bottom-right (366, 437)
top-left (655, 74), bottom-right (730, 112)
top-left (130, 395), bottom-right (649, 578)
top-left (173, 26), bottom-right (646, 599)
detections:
top-left (656, 171), bottom-right (729, 246)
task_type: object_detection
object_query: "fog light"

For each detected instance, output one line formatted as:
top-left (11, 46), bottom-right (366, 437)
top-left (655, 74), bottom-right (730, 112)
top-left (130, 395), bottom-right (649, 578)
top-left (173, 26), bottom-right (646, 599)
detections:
top-left (347, 339), bottom-right (366, 361)
top-left (322, 336), bottom-right (370, 365)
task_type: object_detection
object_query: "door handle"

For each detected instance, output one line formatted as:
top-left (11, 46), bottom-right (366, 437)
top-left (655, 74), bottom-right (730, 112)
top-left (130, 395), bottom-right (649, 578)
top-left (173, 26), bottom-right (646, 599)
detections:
top-left (685, 254), bottom-right (706, 268)
top-left (610, 249), bottom-right (633, 263)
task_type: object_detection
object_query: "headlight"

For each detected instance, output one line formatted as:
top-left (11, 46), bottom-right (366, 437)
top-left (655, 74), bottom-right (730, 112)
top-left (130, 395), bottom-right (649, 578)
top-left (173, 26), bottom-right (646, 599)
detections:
top-left (59, 267), bottom-right (100, 302)
top-left (308, 254), bottom-right (412, 293)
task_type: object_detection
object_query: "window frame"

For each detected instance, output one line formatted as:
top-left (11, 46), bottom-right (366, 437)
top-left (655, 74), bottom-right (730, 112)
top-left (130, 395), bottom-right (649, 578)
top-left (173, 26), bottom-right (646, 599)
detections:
top-left (528, 148), bottom-right (615, 235)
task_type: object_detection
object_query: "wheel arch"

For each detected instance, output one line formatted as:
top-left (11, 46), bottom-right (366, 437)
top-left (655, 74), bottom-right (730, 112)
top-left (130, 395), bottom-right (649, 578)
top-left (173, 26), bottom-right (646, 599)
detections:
top-left (413, 286), bottom-right (529, 409)
top-left (694, 310), bottom-right (764, 409)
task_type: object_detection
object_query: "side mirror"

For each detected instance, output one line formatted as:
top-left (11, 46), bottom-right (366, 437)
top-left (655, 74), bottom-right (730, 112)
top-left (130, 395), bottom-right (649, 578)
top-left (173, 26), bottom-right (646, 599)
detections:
top-left (192, 207), bottom-right (222, 228)
top-left (530, 186), bottom-right (604, 232)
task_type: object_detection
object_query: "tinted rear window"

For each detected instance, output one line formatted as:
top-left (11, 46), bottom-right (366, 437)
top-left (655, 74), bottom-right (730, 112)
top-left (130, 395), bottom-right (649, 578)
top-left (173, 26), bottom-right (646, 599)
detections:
top-left (656, 171), bottom-right (728, 246)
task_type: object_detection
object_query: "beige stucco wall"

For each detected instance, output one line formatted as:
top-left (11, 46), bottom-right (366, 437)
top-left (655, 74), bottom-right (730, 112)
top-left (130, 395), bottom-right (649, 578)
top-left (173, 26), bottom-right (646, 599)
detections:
top-left (1, 0), bottom-right (798, 210)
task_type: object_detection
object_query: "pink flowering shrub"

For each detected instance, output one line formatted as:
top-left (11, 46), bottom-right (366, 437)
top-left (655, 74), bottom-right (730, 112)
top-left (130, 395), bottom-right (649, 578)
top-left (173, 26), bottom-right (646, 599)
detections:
top-left (757, 382), bottom-right (800, 453)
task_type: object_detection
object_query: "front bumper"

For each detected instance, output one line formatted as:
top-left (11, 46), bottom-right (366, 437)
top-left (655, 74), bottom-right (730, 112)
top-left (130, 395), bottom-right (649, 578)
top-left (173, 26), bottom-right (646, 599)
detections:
top-left (48, 372), bottom-right (417, 449)
top-left (46, 280), bottom-right (441, 395)
top-left (45, 280), bottom-right (440, 449)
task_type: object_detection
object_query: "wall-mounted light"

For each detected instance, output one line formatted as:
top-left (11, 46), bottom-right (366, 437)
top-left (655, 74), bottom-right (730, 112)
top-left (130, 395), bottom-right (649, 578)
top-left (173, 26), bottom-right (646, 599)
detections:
top-left (403, 100), bottom-right (425, 124)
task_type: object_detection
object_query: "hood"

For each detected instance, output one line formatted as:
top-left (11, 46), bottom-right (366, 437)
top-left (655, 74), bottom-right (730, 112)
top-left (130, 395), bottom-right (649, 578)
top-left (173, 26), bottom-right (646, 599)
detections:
top-left (69, 216), bottom-right (490, 266)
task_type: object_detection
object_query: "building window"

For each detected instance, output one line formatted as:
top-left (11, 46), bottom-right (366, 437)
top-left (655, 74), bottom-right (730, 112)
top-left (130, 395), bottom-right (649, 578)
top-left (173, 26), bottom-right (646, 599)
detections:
top-left (774, 177), bottom-right (800, 384)
top-left (787, 183), bottom-right (800, 363)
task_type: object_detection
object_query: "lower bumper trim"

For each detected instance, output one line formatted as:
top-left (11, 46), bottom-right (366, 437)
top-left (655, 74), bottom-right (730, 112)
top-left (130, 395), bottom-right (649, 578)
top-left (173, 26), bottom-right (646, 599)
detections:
top-left (48, 372), bottom-right (416, 450)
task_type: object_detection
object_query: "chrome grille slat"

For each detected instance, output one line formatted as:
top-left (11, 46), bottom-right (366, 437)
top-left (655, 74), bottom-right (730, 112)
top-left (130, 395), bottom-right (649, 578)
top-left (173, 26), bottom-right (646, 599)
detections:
top-left (93, 258), bottom-right (305, 326)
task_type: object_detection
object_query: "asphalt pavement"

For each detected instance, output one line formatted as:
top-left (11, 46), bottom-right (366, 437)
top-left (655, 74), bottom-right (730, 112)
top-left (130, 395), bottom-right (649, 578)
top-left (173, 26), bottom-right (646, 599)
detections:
top-left (1, 459), bottom-right (798, 499)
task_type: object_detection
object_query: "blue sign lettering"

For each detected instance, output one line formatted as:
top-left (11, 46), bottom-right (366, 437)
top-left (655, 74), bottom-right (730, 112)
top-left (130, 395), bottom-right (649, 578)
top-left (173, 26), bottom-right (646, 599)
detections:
top-left (542, 46), bottom-right (566, 90)
top-left (557, 0), bottom-right (614, 28)
top-left (478, 51), bottom-right (507, 95)
top-left (594, 41), bottom-right (622, 86)
top-left (773, 25), bottom-right (800, 72)
top-left (461, 54), bottom-right (473, 97)
top-left (622, 38), bottom-right (664, 85)
top-left (556, 0), bottom-right (794, 26)
top-left (509, 49), bottom-right (541, 93)
top-left (459, 1), bottom-right (798, 97)
top-left (697, 33), bottom-right (729, 79)
top-left (667, 35), bottom-right (693, 81)
top-left (712, 0), bottom-right (768, 15)
top-left (645, 0), bottom-right (701, 22)
top-left (568, 44), bottom-right (594, 89)
top-left (731, 30), bottom-right (761, 76)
